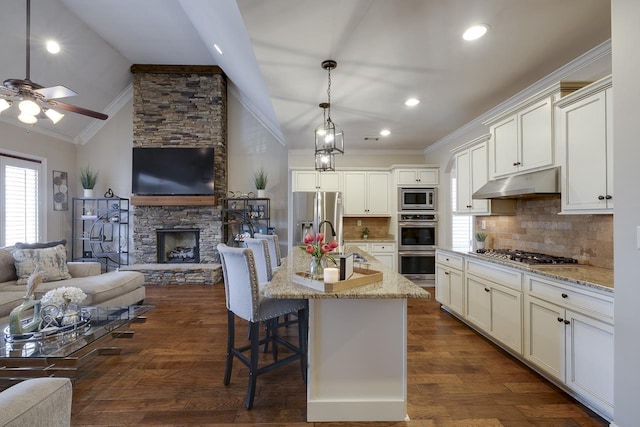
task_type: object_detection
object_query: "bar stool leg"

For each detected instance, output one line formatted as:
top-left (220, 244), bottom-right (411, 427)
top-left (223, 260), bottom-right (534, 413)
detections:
top-left (223, 310), bottom-right (235, 385)
top-left (246, 321), bottom-right (260, 409)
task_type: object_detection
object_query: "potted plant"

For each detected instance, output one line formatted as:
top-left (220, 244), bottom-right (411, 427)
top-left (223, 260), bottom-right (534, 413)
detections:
top-left (80, 165), bottom-right (98, 197)
top-left (475, 231), bottom-right (487, 250)
top-left (253, 167), bottom-right (268, 198)
top-left (361, 227), bottom-right (370, 239)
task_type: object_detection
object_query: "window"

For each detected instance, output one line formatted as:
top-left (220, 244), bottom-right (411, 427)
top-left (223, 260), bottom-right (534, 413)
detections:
top-left (0, 155), bottom-right (44, 246)
top-left (451, 158), bottom-right (473, 252)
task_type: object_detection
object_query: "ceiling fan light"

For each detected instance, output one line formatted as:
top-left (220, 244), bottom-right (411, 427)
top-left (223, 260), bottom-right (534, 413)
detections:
top-left (0, 99), bottom-right (11, 113)
top-left (45, 108), bottom-right (64, 124)
top-left (19, 99), bottom-right (41, 116)
top-left (18, 113), bottom-right (37, 124)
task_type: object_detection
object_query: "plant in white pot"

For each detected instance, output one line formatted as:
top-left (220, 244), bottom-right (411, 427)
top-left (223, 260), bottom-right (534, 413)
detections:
top-left (475, 231), bottom-right (487, 250)
top-left (253, 167), bottom-right (268, 198)
top-left (80, 165), bottom-right (98, 197)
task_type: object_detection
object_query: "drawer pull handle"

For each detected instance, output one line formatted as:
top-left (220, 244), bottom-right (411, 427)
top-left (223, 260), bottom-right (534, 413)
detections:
top-left (606, 195), bottom-right (612, 200)
top-left (564, 320), bottom-right (571, 325)
top-left (484, 288), bottom-right (490, 293)
top-left (444, 271), bottom-right (449, 275)
top-left (557, 317), bottom-right (564, 323)
top-left (446, 258), bottom-right (449, 261)
top-left (561, 293), bottom-right (568, 299)
top-left (598, 195), bottom-right (605, 200)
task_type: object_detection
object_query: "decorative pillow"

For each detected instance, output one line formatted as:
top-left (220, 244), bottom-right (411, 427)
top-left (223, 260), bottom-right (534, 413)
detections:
top-left (0, 249), bottom-right (17, 282)
top-left (12, 244), bottom-right (72, 285)
top-left (14, 239), bottom-right (67, 249)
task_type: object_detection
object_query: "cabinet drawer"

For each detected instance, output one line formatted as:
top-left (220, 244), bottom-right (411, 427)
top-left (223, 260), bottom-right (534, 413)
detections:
top-left (436, 252), bottom-right (463, 270)
top-left (525, 274), bottom-right (613, 320)
top-left (466, 259), bottom-right (522, 291)
top-left (370, 243), bottom-right (395, 253)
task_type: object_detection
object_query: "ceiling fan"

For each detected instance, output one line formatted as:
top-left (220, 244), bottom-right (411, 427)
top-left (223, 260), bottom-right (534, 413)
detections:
top-left (0, 0), bottom-right (108, 125)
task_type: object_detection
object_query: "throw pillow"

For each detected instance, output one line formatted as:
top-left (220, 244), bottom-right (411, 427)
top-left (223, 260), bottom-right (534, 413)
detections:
top-left (14, 239), bottom-right (67, 249)
top-left (0, 249), bottom-right (17, 282)
top-left (12, 244), bottom-right (72, 285)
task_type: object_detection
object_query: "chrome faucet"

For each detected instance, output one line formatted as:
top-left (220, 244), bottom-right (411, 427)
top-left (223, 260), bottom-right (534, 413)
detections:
top-left (319, 220), bottom-right (337, 238)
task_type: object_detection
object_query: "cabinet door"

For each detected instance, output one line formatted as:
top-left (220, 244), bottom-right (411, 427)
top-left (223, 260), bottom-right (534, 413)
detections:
top-left (318, 171), bottom-right (341, 191)
top-left (417, 169), bottom-right (438, 185)
top-left (373, 252), bottom-right (394, 270)
top-left (366, 172), bottom-right (390, 215)
top-left (565, 310), bottom-right (614, 418)
top-left (491, 284), bottom-right (522, 354)
top-left (469, 142), bottom-right (490, 213)
top-left (343, 172), bottom-right (367, 215)
top-left (490, 116), bottom-right (518, 177)
top-left (465, 275), bottom-right (491, 331)
top-left (292, 171), bottom-right (319, 191)
top-left (448, 268), bottom-right (464, 316)
top-left (561, 91), bottom-right (609, 212)
top-left (454, 150), bottom-right (471, 212)
top-left (396, 169), bottom-right (418, 185)
top-left (519, 97), bottom-right (553, 171)
top-left (524, 296), bottom-right (564, 380)
top-left (435, 265), bottom-right (450, 306)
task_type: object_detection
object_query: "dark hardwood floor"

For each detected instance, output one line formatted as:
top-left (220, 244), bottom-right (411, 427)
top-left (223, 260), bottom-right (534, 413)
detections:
top-left (70, 284), bottom-right (608, 426)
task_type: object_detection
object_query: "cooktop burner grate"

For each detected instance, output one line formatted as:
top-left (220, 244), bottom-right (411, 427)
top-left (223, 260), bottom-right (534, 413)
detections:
top-left (477, 249), bottom-right (578, 265)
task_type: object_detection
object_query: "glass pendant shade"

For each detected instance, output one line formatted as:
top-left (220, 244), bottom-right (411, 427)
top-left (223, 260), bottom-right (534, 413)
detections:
top-left (315, 119), bottom-right (344, 155)
top-left (18, 113), bottom-right (37, 124)
top-left (315, 151), bottom-right (336, 172)
top-left (18, 99), bottom-right (41, 116)
top-left (0, 99), bottom-right (11, 113)
top-left (45, 108), bottom-right (64, 124)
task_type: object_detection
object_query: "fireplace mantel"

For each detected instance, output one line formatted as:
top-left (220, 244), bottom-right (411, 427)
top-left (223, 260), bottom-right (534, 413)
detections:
top-left (131, 196), bottom-right (217, 206)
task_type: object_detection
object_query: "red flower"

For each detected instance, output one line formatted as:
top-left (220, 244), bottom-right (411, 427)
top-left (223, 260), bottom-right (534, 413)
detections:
top-left (329, 240), bottom-right (338, 249)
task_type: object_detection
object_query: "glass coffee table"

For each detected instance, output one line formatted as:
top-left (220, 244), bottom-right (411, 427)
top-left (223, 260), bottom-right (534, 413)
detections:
top-left (0, 305), bottom-right (153, 381)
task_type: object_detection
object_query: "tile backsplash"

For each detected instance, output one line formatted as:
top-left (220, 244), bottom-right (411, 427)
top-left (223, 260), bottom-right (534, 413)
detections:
top-left (343, 217), bottom-right (391, 239)
top-left (476, 196), bottom-right (613, 269)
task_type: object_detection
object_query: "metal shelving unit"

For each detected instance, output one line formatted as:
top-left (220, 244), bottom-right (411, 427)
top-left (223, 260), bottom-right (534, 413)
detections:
top-left (71, 197), bottom-right (130, 271)
top-left (220, 197), bottom-right (270, 247)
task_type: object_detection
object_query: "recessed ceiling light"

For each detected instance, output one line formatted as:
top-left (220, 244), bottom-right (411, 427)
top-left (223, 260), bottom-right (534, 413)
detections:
top-left (405, 98), bottom-right (420, 107)
top-left (46, 40), bottom-right (60, 54)
top-left (463, 24), bottom-right (489, 41)
top-left (380, 129), bottom-right (391, 137)
top-left (213, 44), bottom-right (223, 55)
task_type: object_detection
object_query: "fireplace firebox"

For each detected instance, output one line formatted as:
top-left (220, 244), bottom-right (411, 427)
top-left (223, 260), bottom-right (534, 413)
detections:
top-left (157, 229), bottom-right (200, 263)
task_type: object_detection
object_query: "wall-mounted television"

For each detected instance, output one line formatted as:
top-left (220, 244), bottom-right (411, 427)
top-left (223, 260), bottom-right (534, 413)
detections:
top-left (132, 147), bottom-right (215, 195)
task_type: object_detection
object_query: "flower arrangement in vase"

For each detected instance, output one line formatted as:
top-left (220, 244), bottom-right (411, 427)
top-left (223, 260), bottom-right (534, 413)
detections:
top-left (253, 167), bottom-right (268, 198)
top-left (80, 164), bottom-right (99, 197)
top-left (41, 286), bottom-right (87, 326)
top-left (301, 232), bottom-right (338, 280)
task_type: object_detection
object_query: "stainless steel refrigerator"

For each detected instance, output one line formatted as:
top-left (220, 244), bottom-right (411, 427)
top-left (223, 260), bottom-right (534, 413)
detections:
top-left (292, 191), bottom-right (344, 249)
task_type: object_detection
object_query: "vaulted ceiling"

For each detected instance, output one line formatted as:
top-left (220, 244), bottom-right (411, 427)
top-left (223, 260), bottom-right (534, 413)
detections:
top-left (0, 0), bottom-right (611, 150)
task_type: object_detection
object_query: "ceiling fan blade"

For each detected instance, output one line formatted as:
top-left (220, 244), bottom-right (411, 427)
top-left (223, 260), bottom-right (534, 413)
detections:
top-left (49, 101), bottom-right (108, 120)
top-left (34, 85), bottom-right (77, 99)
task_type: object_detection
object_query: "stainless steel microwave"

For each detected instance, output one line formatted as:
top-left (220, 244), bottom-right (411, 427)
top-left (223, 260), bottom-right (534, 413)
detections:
top-left (399, 187), bottom-right (436, 211)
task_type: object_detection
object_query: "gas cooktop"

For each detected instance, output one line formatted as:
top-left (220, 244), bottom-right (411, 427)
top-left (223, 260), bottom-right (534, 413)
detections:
top-left (476, 249), bottom-right (578, 265)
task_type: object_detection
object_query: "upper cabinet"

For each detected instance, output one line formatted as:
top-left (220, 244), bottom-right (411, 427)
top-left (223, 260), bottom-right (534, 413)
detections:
top-left (395, 168), bottom-right (439, 186)
top-left (343, 171), bottom-right (390, 216)
top-left (484, 82), bottom-right (587, 180)
top-left (292, 170), bottom-right (341, 192)
top-left (453, 136), bottom-right (515, 215)
top-left (555, 76), bottom-right (613, 214)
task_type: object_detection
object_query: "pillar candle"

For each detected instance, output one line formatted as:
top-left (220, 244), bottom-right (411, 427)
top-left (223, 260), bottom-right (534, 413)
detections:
top-left (324, 267), bottom-right (339, 283)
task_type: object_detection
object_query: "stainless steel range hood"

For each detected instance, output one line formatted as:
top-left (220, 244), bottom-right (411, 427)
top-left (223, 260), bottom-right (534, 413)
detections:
top-left (472, 167), bottom-right (560, 199)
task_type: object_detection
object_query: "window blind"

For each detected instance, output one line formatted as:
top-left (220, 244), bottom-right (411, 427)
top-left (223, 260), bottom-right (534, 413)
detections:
top-left (450, 160), bottom-right (472, 253)
top-left (1, 156), bottom-right (41, 246)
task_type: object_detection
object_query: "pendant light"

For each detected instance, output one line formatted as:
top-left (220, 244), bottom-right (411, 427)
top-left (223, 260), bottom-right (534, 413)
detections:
top-left (314, 59), bottom-right (344, 172)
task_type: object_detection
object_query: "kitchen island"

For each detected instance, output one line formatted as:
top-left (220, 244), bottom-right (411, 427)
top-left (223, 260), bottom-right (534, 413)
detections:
top-left (265, 248), bottom-right (429, 422)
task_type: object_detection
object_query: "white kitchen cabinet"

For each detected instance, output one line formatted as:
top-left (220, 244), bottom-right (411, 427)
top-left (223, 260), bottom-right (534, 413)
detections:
top-left (465, 273), bottom-right (522, 354)
top-left (343, 171), bottom-right (390, 216)
top-left (344, 241), bottom-right (395, 271)
top-left (435, 251), bottom-right (464, 316)
top-left (292, 170), bottom-right (341, 192)
top-left (455, 140), bottom-right (490, 214)
top-left (556, 76), bottom-right (613, 214)
top-left (395, 168), bottom-right (439, 186)
top-left (524, 273), bottom-right (614, 419)
top-left (488, 97), bottom-right (554, 178)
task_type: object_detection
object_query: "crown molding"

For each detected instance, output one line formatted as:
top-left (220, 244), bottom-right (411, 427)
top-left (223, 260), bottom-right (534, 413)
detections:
top-left (228, 83), bottom-right (285, 146)
top-left (76, 83), bottom-right (133, 145)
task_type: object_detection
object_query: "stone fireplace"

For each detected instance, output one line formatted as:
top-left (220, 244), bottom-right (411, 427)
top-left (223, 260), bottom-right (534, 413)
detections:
top-left (156, 228), bottom-right (200, 264)
top-left (126, 65), bottom-right (227, 285)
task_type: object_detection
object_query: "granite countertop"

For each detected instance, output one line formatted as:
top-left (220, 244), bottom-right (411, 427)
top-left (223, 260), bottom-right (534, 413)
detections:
top-left (265, 249), bottom-right (429, 300)
top-left (343, 236), bottom-right (396, 243)
top-left (444, 249), bottom-right (613, 294)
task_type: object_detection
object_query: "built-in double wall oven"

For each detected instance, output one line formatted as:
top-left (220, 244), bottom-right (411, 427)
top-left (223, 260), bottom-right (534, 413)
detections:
top-left (397, 213), bottom-right (437, 285)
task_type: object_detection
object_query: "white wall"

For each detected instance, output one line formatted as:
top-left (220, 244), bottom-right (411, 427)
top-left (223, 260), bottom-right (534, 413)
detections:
top-left (0, 122), bottom-right (77, 243)
top-left (612, 1), bottom-right (640, 424)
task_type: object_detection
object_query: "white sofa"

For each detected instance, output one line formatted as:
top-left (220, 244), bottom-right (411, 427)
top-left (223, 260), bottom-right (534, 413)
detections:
top-left (0, 378), bottom-right (72, 427)
top-left (0, 245), bottom-right (145, 325)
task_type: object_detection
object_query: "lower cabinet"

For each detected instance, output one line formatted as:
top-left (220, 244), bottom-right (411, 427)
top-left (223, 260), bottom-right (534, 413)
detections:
top-left (436, 264), bottom-right (464, 316)
top-left (344, 241), bottom-right (395, 271)
top-left (465, 274), bottom-right (522, 354)
top-left (524, 294), bottom-right (614, 419)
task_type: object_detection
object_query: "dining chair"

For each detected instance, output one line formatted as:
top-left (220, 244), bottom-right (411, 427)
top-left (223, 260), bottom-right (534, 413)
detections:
top-left (253, 233), bottom-right (282, 271)
top-left (217, 244), bottom-right (307, 409)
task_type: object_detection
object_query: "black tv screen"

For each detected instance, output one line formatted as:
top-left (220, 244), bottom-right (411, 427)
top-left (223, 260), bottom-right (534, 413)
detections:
top-left (132, 147), bottom-right (215, 195)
